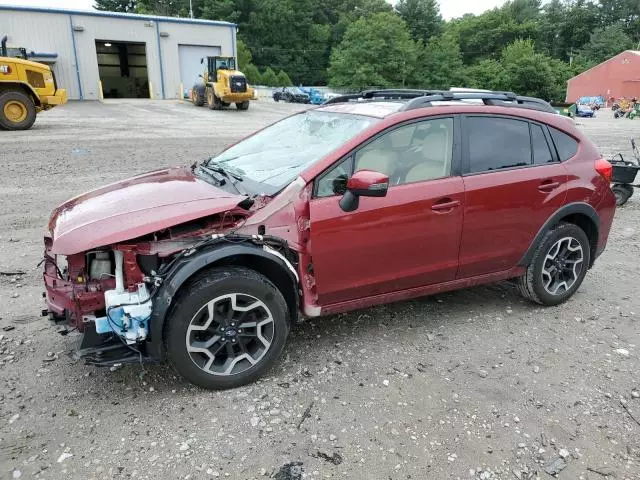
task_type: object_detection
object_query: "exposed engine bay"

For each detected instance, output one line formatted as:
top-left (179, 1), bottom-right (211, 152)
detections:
top-left (43, 228), bottom-right (299, 365)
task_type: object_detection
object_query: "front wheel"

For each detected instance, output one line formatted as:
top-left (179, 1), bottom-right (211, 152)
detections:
top-left (166, 267), bottom-right (290, 390)
top-left (0, 90), bottom-right (37, 130)
top-left (517, 223), bottom-right (590, 306)
top-left (236, 101), bottom-right (250, 110)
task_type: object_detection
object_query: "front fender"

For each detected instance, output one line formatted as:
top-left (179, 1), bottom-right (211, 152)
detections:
top-left (146, 241), bottom-right (298, 360)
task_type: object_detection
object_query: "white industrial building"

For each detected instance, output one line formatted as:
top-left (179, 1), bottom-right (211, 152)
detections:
top-left (0, 5), bottom-right (237, 100)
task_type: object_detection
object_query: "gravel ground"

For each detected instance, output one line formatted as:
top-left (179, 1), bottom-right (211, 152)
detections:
top-left (1, 101), bottom-right (639, 480)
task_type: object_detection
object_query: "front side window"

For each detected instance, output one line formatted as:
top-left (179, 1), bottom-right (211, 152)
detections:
top-left (207, 111), bottom-right (378, 195)
top-left (354, 118), bottom-right (454, 186)
top-left (467, 117), bottom-right (531, 173)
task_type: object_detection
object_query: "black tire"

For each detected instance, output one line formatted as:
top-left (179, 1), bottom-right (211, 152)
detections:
top-left (166, 267), bottom-right (290, 390)
top-left (236, 101), bottom-right (250, 110)
top-left (192, 89), bottom-right (204, 107)
top-left (206, 88), bottom-right (220, 110)
top-left (517, 223), bottom-right (591, 306)
top-left (274, 95), bottom-right (280, 102)
top-left (0, 90), bottom-right (37, 130)
top-left (612, 184), bottom-right (633, 206)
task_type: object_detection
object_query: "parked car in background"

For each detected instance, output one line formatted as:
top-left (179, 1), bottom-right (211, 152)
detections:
top-left (576, 104), bottom-right (595, 118)
top-left (273, 86), bottom-right (310, 103)
top-left (42, 89), bottom-right (616, 390)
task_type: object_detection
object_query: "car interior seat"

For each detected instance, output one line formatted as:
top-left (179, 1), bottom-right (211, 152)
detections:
top-left (404, 122), bottom-right (452, 183)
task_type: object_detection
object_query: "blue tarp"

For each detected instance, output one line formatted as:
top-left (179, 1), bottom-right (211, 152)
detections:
top-left (577, 96), bottom-right (605, 106)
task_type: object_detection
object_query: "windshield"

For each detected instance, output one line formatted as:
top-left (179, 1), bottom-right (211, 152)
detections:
top-left (216, 58), bottom-right (235, 70)
top-left (289, 87), bottom-right (305, 95)
top-left (206, 111), bottom-right (378, 194)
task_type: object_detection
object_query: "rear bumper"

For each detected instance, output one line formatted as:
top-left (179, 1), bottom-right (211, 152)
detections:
top-left (594, 187), bottom-right (617, 261)
top-left (42, 89), bottom-right (67, 106)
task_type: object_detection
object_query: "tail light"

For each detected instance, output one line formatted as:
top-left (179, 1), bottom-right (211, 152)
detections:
top-left (595, 158), bottom-right (612, 182)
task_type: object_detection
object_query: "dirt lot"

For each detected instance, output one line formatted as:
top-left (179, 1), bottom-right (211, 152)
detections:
top-left (1, 100), bottom-right (639, 480)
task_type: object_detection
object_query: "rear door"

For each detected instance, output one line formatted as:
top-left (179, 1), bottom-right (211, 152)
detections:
top-left (457, 115), bottom-right (568, 278)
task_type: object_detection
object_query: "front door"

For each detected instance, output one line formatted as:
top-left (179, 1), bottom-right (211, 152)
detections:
top-left (309, 117), bottom-right (465, 306)
top-left (457, 116), bottom-right (568, 278)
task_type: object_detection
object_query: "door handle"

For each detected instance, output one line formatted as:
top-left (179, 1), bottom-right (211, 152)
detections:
top-left (538, 180), bottom-right (561, 192)
top-left (431, 199), bottom-right (460, 212)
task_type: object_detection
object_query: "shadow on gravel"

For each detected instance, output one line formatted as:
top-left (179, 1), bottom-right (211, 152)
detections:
top-left (65, 280), bottom-right (539, 395)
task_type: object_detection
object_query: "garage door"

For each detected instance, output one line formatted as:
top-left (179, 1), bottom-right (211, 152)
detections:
top-left (178, 44), bottom-right (222, 98)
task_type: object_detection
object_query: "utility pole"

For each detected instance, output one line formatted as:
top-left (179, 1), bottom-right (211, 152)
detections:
top-left (189, 0), bottom-right (194, 18)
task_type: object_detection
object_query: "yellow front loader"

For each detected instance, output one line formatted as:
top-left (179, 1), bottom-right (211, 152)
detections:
top-left (191, 56), bottom-right (253, 111)
top-left (0, 35), bottom-right (67, 130)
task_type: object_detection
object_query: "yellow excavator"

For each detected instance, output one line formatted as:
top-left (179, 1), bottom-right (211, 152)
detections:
top-left (191, 56), bottom-right (253, 111)
top-left (0, 35), bottom-right (67, 130)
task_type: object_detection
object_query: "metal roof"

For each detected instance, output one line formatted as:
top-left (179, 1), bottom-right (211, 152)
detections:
top-left (0, 4), bottom-right (236, 28)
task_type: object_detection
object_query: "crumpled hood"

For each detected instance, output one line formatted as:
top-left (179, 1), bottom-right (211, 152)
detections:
top-left (48, 166), bottom-right (246, 254)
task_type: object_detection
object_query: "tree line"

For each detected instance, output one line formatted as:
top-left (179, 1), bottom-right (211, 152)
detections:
top-left (95, 0), bottom-right (640, 100)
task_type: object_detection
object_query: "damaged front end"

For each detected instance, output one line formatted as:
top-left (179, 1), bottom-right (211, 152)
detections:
top-left (43, 227), bottom-right (301, 367)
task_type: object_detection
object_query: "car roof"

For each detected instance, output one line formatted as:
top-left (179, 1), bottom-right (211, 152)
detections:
top-left (315, 102), bottom-right (406, 118)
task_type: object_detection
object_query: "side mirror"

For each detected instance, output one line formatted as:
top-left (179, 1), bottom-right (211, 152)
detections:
top-left (200, 58), bottom-right (204, 64)
top-left (339, 169), bottom-right (389, 212)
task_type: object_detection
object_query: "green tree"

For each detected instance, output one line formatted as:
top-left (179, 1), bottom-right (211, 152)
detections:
top-left (464, 59), bottom-right (506, 91)
top-left (414, 34), bottom-right (465, 89)
top-left (136, 0), bottom-right (186, 16)
top-left (94, 0), bottom-right (136, 11)
top-left (498, 39), bottom-right (570, 100)
top-left (447, 8), bottom-right (540, 64)
top-left (260, 66), bottom-right (278, 86)
top-left (395, 0), bottom-right (442, 44)
top-left (237, 39), bottom-right (252, 70)
top-left (578, 24), bottom-right (634, 65)
top-left (243, 63), bottom-right (262, 84)
top-left (328, 12), bottom-right (418, 89)
top-left (275, 70), bottom-right (293, 86)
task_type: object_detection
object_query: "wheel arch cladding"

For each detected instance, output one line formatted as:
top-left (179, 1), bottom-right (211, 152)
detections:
top-left (0, 82), bottom-right (40, 106)
top-left (147, 243), bottom-right (299, 360)
top-left (519, 202), bottom-right (599, 269)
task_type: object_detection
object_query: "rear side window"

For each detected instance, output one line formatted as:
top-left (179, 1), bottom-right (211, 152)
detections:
top-left (531, 124), bottom-right (554, 164)
top-left (549, 127), bottom-right (578, 161)
top-left (467, 117), bottom-right (531, 173)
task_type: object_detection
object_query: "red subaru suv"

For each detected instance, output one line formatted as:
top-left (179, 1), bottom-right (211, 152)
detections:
top-left (43, 90), bottom-right (616, 389)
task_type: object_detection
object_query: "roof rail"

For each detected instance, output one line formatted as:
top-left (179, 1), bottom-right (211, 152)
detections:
top-left (323, 88), bottom-right (556, 114)
top-left (401, 91), bottom-right (555, 114)
top-left (323, 89), bottom-right (443, 104)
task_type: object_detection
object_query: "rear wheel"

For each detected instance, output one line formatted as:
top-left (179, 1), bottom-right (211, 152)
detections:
top-left (236, 101), bottom-right (250, 110)
top-left (206, 88), bottom-right (221, 110)
top-left (612, 184), bottom-right (633, 206)
top-left (166, 267), bottom-right (290, 389)
top-left (192, 89), bottom-right (204, 107)
top-left (0, 90), bottom-right (36, 130)
top-left (517, 223), bottom-right (590, 306)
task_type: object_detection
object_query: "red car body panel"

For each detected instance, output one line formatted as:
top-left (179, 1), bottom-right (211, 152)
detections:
top-left (48, 166), bottom-right (246, 255)
top-left (309, 177), bottom-right (464, 304)
top-left (458, 163), bottom-right (568, 277)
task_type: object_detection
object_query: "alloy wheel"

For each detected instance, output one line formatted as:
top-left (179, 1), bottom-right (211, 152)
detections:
top-left (186, 293), bottom-right (274, 376)
top-left (541, 237), bottom-right (584, 295)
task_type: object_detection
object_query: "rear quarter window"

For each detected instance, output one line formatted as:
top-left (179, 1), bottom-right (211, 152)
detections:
top-left (549, 127), bottom-right (578, 161)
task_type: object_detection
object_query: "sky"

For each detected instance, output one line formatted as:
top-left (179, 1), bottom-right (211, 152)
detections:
top-left (0, 0), bottom-right (508, 19)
